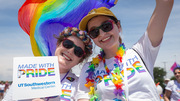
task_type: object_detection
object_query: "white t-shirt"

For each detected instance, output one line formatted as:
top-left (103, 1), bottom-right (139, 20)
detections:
top-left (165, 80), bottom-right (180, 101)
top-left (76, 32), bottom-right (161, 101)
top-left (59, 71), bottom-right (79, 101)
top-left (0, 84), bottom-right (5, 90)
top-left (2, 71), bottom-right (78, 101)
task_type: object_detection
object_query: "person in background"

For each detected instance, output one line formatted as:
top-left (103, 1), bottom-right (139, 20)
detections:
top-left (163, 78), bottom-right (170, 95)
top-left (76, 0), bottom-right (174, 100)
top-left (4, 81), bottom-right (10, 93)
top-left (0, 81), bottom-right (5, 99)
top-left (156, 82), bottom-right (164, 101)
top-left (164, 67), bottom-right (180, 101)
top-left (3, 27), bottom-right (92, 101)
top-left (165, 78), bottom-right (170, 86)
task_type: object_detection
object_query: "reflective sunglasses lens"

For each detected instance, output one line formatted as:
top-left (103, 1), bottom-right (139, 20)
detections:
top-left (101, 21), bottom-right (113, 32)
top-left (74, 47), bottom-right (84, 57)
top-left (89, 29), bottom-right (99, 39)
top-left (63, 39), bottom-right (73, 49)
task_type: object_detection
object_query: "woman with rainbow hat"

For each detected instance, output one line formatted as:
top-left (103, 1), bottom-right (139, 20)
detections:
top-left (76, 0), bottom-right (174, 101)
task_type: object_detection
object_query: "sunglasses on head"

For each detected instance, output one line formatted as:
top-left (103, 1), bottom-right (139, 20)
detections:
top-left (62, 39), bottom-right (86, 57)
top-left (88, 20), bottom-right (114, 39)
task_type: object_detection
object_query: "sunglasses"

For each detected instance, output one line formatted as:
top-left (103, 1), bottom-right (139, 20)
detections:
top-left (62, 39), bottom-right (85, 57)
top-left (88, 20), bottom-right (114, 39)
top-left (174, 71), bottom-right (180, 75)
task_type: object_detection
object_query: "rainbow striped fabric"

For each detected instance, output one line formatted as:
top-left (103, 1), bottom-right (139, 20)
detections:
top-left (18, 0), bottom-right (118, 56)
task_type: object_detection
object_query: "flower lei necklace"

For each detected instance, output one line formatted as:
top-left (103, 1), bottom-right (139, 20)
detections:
top-left (85, 43), bottom-right (126, 101)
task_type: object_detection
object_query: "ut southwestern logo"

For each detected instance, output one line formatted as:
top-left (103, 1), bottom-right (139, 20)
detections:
top-left (17, 63), bottom-right (55, 78)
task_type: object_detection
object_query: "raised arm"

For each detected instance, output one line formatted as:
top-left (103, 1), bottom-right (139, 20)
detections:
top-left (147, 0), bottom-right (174, 47)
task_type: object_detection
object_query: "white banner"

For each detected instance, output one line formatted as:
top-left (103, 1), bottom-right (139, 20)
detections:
top-left (13, 56), bottom-right (61, 100)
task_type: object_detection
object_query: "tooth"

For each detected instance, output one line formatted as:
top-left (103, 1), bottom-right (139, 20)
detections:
top-left (63, 54), bottom-right (70, 60)
top-left (102, 37), bottom-right (110, 42)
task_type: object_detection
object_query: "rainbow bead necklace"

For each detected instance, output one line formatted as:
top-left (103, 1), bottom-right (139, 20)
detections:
top-left (85, 43), bottom-right (126, 101)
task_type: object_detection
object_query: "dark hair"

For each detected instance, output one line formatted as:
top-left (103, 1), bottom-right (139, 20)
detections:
top-left (108, 16), bottom-right (119, 24)
top-left (108, 16), bottom-right (122, 44)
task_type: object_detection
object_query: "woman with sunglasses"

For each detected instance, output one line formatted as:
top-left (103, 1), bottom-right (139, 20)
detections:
top-left (76, 0), bottom-right (174, 101)
top-left (3, 27), bottom-right (92, 101)
top-left (164, 67), bottom-right (180, 101)
top-left (47, 27), bottom-right (92, 101)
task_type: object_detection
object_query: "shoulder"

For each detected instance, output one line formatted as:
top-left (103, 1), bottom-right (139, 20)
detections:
top-left (168, 80), bottom-right (175, 85)
top-left (133, 31), bottom-right (161, 52)
top-left (83, 62), bottom-right (91, 67)
top-left (125, 48), bottom-right (134, 54)
top-left (71, 72), bottom-right (79, 79)
top-left (167, 80), bottom-right (175, 87)
top-left (81, 62), bottom-right (92, 71)
top-left (124, 48), bottom-right (140, 59)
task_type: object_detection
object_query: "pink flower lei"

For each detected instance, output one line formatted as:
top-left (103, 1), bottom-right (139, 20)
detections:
top-left (85, 43), bottom-right (126, 101)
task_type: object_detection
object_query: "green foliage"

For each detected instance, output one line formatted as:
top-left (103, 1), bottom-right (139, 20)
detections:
top-left (170, 76), bottom-right (176, 80)
top-left (153, 67), bottom-right (166, 88)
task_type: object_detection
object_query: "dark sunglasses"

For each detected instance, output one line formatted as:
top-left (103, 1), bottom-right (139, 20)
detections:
top-left (88, 20), bottom-right (114, 39)
top-left (174, 71), bottom-right (180, 75)
top-left (62, 39), bottom-right (85, 57)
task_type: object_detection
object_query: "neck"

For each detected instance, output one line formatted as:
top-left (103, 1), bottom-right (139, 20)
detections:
top-left (60, 68), bottom-right (70, 74)
top-left (104, 42), bottom-right (121, 59)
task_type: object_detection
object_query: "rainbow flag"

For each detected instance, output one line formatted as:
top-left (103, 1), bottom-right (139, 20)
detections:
top-left (18, 0), bottom-right (118, 56)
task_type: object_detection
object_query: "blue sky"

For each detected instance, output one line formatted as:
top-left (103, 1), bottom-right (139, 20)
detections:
top-left (0, 0), bottom-right (179, 81)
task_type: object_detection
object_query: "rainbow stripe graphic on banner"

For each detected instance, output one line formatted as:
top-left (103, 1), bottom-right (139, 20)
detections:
top-left (18, 0), bottom-right (118, 56)
top-left (18, 68), bottom-right (55, 78)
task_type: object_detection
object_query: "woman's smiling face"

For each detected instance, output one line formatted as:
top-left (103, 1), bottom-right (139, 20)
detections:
top-left (55, 36), bottom-right (85, 73)
top-left (174, 68), bottom-right (180, 82)
top-left (87, 16), bottom-right (121, 51)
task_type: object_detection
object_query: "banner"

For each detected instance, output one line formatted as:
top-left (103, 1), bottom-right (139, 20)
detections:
top-left (13, 56), bottom-right (61, 100)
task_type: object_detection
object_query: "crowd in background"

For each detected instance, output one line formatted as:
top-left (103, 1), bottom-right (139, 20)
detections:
top-left (1, 69), bottom-right (179, 101)
top-left (156, 67), bottom-right (180, 101)
top-left (0, 78), bottom-right (174, 101)
top-left (156, 78), bottom-right (170, 101)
